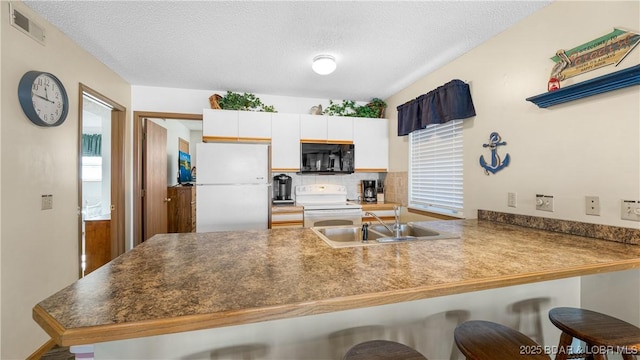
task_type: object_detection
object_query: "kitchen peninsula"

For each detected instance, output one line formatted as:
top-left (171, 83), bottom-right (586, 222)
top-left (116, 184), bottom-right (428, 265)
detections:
top-left (33, 218), bottom-right (640, 359)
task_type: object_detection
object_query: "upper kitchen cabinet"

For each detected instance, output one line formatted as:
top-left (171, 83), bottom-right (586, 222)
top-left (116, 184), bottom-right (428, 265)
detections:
top-left (203, 109), bottom-right (271, 142)
top-left (327, 116), bottom-right (354, 143)
top-left (203, 109), bottom-right (238, 141)
top-left (238, 111), bottom-right (271, 141)
top-left (271, 113), bottom-right (300, 171)
top-left (353, 117), bottom-right (388, 172)
top-left (300, 114), bottom-right (327, 141)
top-left (300, 114), bottom-right (353, 143)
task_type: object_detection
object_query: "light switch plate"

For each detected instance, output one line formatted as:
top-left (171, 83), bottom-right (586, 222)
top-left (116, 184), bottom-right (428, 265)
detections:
top-left (41, 194), bottom-right (53, 210)
top-left (507, 192), bottom-right (517, 208)
top-left (621, 200), bottom-right (640, 222)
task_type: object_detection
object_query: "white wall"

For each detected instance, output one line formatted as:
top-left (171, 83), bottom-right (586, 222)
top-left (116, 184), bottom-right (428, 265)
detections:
top-left (581, 269), bottom-right (640, 326)
top-left (190, 130), bottom-right (203, 168)
top-left (149, 119), bottom-right (196, 186)
top-left (386, 0), bottom-right (640, 229)
top-left (0, 2), bottom-right (131, 358)
top-left (132, 85), bottom-right (354, 116)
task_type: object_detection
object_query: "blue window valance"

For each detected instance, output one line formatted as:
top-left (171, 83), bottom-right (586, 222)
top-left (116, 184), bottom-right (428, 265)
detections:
top-left (397, 79), bottom-right (476, 136)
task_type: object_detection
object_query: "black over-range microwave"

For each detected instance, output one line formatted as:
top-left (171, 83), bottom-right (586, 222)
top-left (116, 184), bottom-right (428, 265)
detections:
top-left (299, 142), bottom-right (355, 174)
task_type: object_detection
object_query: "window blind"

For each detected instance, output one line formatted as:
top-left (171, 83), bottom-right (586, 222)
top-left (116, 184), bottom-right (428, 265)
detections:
top-left (409, 119), bottom-right (464, 217)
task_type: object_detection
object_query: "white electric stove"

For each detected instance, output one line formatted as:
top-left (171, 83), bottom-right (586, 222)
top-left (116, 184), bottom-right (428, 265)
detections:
top-left (295, 184), bottom-right (362, 227)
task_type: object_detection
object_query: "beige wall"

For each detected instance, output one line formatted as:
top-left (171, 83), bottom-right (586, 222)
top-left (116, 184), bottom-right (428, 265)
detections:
top-left (0, 2), bottom-right (131, 358)
top-left (385, 0), bottom-right (640, 228)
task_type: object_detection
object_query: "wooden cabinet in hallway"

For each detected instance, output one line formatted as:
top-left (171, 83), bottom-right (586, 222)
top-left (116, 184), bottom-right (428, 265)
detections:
top-left (85, 216), bottom-right (111, 275)
top-left (167, 186), bottom-right (196, 233)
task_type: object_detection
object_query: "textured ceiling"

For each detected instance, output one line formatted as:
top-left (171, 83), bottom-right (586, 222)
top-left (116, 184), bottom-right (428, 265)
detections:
top-left (23, 1), bottom-right (552, 102)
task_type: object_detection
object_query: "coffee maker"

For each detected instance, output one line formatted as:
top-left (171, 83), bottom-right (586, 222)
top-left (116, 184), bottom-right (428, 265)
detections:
top-left (362, 180), bottom-right (377, 203)
top-left (273, 174), bottom-right (294, 204)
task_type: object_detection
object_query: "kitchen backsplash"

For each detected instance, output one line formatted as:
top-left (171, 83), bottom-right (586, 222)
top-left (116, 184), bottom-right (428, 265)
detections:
top-left (276, 170), bottom-right (410, 204)
top-left (272, 171), bottom-right (409, 206)
top-left (275, 172), bottom-right (383, 201)
top-left (384, 172), bottom-right (408, 206)
top-left (478, 210), bottom-right (640, 245)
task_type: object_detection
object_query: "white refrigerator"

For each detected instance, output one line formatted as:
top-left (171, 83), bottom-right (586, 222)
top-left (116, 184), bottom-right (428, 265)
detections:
top-left (196, 142), bottom-right (271, 232)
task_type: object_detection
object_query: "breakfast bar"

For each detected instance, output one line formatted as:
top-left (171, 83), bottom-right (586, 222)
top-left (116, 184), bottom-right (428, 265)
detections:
top-left (33, 219), bottom-right (640, 358)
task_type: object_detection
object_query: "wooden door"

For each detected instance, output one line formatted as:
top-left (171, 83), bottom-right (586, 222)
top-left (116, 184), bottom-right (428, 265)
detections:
top-left (79, 84), bottom-right (126, 277)
top-left (178, 137), bottom-right (189, 154)
top-left (110, 109), bottom-right (126, 258)
top-left (143, 119), bottom-right (168, 241)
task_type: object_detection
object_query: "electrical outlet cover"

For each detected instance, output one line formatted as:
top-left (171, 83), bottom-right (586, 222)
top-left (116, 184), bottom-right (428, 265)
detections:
top-left (621, 200), bottom-right (640, 222)
top-left (585, 196), bottom-right (600, 216)
top-left (536, 194), bottom-right (554, 212)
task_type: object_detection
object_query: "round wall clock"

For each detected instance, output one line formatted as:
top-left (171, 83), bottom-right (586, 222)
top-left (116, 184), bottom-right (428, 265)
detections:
top-left (18, 71), bottom-right (69, 127)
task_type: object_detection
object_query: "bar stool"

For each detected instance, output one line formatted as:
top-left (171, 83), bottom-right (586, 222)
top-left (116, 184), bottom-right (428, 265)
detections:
top-left (548, 307), bottom-right (640, 360)
top-left (329, 325), bottom-right (387, 359)
top-left (510, 297), bottom-right (550, 345)
top-left (454, 320), bottom-right (551, 360)
top-left (343, 340), bottom-right (427, 360)
top-left (208, 344), bottom-right (269, 359)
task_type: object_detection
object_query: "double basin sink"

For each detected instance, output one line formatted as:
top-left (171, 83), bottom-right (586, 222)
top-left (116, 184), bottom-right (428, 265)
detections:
top-left (311, 223), bottom-right (459, 248)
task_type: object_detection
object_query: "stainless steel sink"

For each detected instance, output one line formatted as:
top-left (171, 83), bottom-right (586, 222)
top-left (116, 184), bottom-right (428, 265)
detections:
top-left (311, 225), bottom-right (385, 248)
top-left (369, 223), bottom-right (437, 238)
top-left (311, 223), bottom-right (459, 248)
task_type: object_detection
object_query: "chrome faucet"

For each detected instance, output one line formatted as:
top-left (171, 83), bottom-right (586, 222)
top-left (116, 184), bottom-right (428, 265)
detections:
top-left (364, 211), bottom-right (394, 235)
top-left (364, 206), bottom-right (402, 238)
top-left (392, 205), bottom-right (401, 238)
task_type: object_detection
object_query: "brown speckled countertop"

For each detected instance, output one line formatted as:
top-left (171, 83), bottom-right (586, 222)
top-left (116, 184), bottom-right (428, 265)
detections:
top-left (33, 219), bottom-right (640, 346)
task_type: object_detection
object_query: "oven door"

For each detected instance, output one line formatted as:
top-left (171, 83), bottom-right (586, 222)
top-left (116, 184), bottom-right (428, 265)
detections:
top-left (303, 208), bottom-right (362, 228)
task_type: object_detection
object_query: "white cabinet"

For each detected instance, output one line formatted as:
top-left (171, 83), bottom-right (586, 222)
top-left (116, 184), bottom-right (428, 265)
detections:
top-left (202, 109), bottom-right (271, 142)
top-left (327, 116), bottom-right (354, 142)
top-left (271, 113), bottom-right (300, 171)
top-left (238, 111), bottom-right (271, 140)
top-left (203, 109), bottom-right (238, 141)
top-left (204, 109), bottom-right (389, 172)
top-left (353, 117), bottom-right (389, 171)
top-left (300, 114), bottom-right (327, 141)
top-left (300, 115), bottom-right (353, 143)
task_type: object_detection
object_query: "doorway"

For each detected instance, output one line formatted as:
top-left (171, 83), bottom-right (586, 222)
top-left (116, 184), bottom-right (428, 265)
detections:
top-left (78, 84), bottom-right (126, 276)
top-left (133, 111), bottom-right (202, 247)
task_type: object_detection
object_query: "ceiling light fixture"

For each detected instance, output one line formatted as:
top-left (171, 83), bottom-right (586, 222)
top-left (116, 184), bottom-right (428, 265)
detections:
top-left (312, 55), bottom-right (337, 75)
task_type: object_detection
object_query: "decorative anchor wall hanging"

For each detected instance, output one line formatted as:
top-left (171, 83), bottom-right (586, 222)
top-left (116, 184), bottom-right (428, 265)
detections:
top-left (479, 132), bottom-right (510, 175)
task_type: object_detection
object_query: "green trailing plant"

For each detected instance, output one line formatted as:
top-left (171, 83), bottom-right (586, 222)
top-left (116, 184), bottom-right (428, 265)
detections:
top-left (324, 99), bottom-right (357, 116)
top-left (323, 98), bottom-right (387, 118)
top-left (217, 91), bottom-right (277, 112)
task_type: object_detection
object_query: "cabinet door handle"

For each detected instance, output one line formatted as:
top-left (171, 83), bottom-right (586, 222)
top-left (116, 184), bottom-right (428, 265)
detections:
top-left (164, 198), bottom-right (171, 202)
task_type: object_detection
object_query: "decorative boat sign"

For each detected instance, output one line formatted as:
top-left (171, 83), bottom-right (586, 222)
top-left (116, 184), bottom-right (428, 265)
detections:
top-left (479, 132), bottom-right (510, 175)
top-left (550, 28), bottom-right (640, 81)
